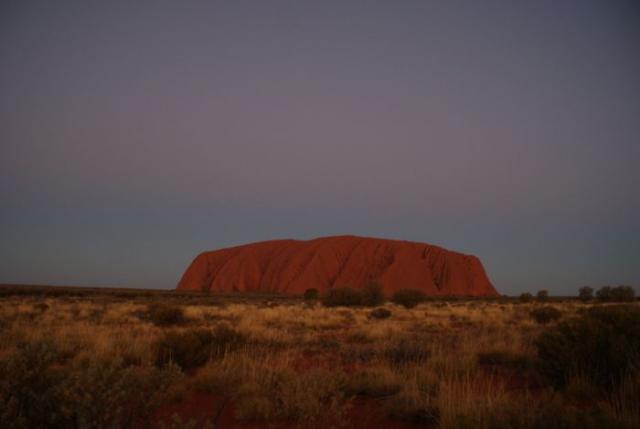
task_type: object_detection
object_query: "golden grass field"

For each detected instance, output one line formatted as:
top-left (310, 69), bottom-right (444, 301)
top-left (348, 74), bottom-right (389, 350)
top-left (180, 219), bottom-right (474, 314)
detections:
top-left (0, 288), bottom-right (638, 429)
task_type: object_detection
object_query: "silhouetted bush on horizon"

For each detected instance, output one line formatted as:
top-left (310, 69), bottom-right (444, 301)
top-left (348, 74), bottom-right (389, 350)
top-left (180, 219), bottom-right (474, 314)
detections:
top-left (579, 286), bottom-right (594, 301)
top-left (596, 285), bottom-right (636, 302)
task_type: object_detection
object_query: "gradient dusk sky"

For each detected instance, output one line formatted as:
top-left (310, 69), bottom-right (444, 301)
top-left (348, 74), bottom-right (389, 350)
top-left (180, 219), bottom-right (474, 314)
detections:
top-left (1, 1), bottom-right (639, 295)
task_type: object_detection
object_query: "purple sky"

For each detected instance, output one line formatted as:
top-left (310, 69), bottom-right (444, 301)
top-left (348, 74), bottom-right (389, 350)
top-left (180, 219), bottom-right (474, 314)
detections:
top-left (1, 1), bottom-right (639, 295)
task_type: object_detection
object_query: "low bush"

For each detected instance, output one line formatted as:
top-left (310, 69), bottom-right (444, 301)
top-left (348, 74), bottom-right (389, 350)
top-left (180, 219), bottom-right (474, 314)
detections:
top-left (383, 339), bottom-right (430, 366)
top-left (391, 289), bottom-right (426, 309)
top-left (0, 340), bottom-right (64, 428)
top-left (360, 281), bottom-right (385, 307)
top-left (536, 289), bottom-right (549, 302)
top-left (154, 325), bottom-right (245, 369)
top-left (303, 288), bottom-right (319, 301)
top-left (369, 307), bottom-right (392, 319)
top-left (579, 286), bottom-right (594, 302)
top-left (536, 305), bottom-right (640, 390)
top-left (0, 340), bottom-right (182, 428)
top-left (530, 306), bottom-right (562, 324)
top-left (59, 359), bottom-right (182, 428)
top-left (519, 292), bottom-right (533, 303)
top-left (596, 285), bottom-right (636, 302)
top-left (322, 287), bottom-right (362, 307)
top-left (146, 303), bottom-right (186, 326)
top-left (236, 367), bottom-right (348, 423)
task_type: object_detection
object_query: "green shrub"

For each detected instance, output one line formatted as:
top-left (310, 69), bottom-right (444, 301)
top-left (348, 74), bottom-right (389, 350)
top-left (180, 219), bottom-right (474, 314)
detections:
top-left (530, 306), bottom-right (562, 324)
top-left (154, 325), bottom-right (245, 369)
top-left (146, 303), bottom-right (186, 326)
top-left (536, 305), bottom-right (640, 390)
top-left (391, 289), bottom-right (426, 309)
top-left (303, 288), bottom-right (319, 301)
top-left (360, 281), bottom-right (385, 307)
top-left (369, 308), bottom-right (392, 319)
top-left (322, 287), bottom-right (362, 307)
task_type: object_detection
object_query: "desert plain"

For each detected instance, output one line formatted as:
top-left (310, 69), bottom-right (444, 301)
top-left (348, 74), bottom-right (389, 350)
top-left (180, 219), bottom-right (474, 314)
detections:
top-left (1, 284), bottom-right (638, 429)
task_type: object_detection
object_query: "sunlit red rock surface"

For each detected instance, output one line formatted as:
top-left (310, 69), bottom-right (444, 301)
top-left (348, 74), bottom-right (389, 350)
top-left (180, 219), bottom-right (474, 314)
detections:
top-left (177, 236), bottom-right (497, 296)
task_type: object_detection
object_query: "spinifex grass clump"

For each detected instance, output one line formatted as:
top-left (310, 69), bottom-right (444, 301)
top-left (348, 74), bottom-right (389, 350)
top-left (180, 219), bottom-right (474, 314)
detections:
top-left (530, 306), bottom-right (562, 324)
top-left (146, 302), bottom-right (186, 326)
top-left (154, 324), bottom-right (245, 369)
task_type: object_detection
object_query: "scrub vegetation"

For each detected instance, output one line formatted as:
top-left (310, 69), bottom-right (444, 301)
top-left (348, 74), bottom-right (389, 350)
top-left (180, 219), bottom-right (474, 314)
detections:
top-left (0, 284), bottom-right (638, 429)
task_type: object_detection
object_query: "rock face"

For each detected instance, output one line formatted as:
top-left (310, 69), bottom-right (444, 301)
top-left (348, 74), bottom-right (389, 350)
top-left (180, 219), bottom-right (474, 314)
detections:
top-left (177, 236), bottom-right (497, 296)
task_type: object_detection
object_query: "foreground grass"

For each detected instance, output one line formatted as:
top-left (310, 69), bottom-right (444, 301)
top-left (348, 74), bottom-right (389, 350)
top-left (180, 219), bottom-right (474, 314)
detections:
top-left (0, 291), bottom-right (638, 428)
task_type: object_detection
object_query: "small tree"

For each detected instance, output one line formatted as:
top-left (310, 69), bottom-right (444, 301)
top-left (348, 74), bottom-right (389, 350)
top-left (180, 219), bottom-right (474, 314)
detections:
top-left (596, 286), bottom-right (612, 302)
top-left (609, 285), bottom-right (636, 302)
top-left (578, 286), bottom-right (593, 302)
top-left (360, 281), bottom-right (385, 307)
top-left (303, 288), bottom-right (319, 301)
top-left (519, 292), bottom-right (533, 303)
top-left (536, 289), bottom-right (549, 302)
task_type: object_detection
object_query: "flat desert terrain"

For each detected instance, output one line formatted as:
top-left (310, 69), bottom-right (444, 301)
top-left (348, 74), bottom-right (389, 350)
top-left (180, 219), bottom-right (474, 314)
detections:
top-left (0, 286), bottom-right (638, 429)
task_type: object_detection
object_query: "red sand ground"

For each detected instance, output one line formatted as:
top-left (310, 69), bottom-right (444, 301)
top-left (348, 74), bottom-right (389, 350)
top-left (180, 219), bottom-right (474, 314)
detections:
top-left (177, 235), bottom-right (497, 296)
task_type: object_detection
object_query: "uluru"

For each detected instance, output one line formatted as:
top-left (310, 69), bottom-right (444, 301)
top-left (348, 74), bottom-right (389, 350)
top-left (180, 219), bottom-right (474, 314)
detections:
top-left (177, 236), bottom-right (498, 296)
